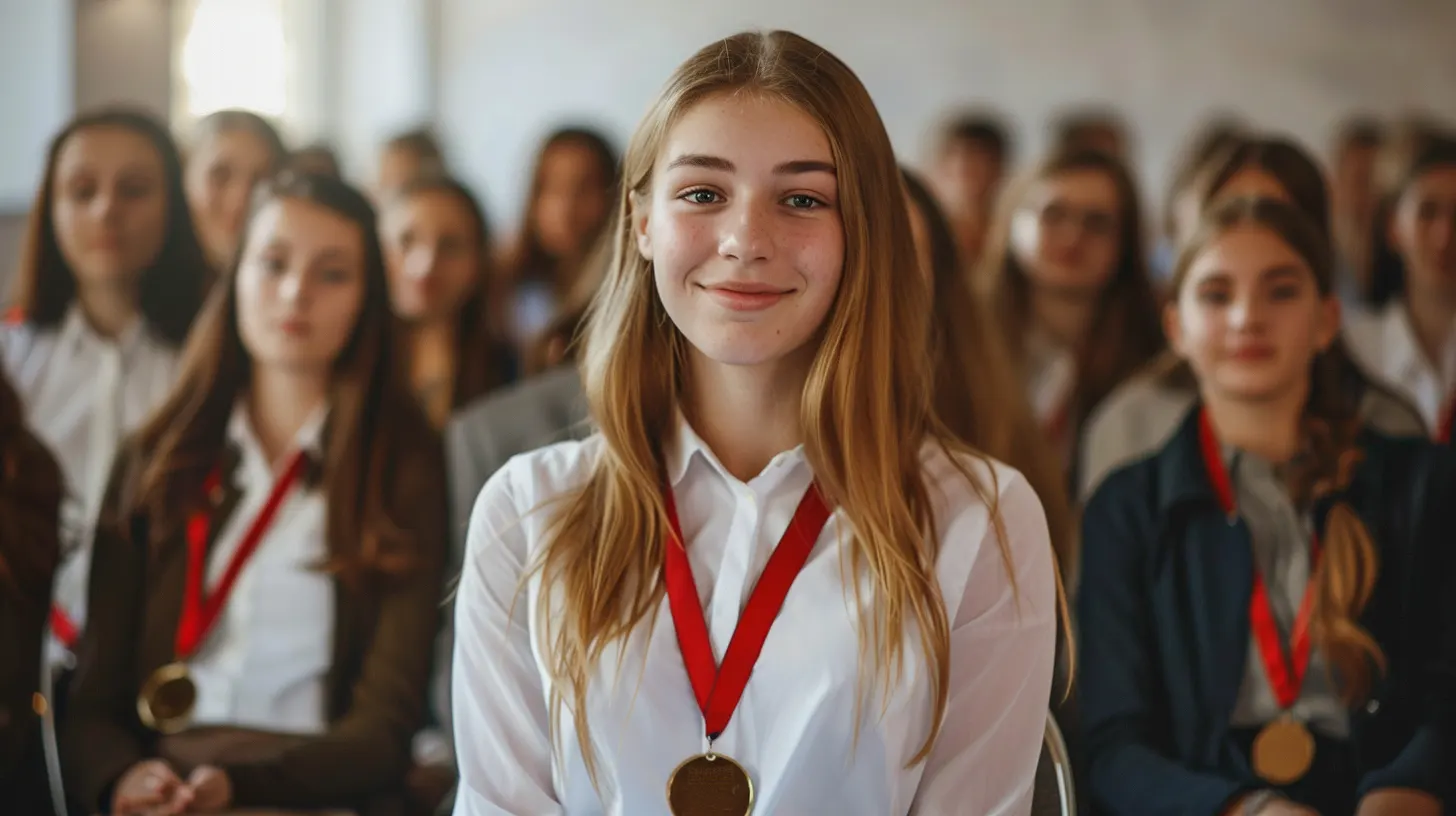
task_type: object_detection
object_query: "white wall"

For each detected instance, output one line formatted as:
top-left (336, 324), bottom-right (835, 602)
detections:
top-left (332, 0), bottom-right (438, 183)
top-left (436, 0), bottom-right (1456, 234)
top-left (0, 0), bottom-right (73, 211)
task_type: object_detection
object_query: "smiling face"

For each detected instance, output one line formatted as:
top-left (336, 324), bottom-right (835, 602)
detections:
top-left (1168, 224), bottom-right (1340, 403)
top-left (634, 92), bottom-right (844, 370)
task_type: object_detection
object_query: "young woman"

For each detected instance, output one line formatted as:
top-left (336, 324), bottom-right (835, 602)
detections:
top-left (0, 366), bottom-right (64, 812)
top-left (381, 176), bottom-right (517, 428)
top-left (1079, 136), bottom-right (1426, 499)
top-left (1078, 196), bottom-right (1454, 816)
top-left (926, 112), bottom-right (1013, 268)
top-left (1345, 137), bottom-right (1456, 442)
top-left (2, 108), bottom-right (210, 672)
top-left (378, 128), bottom-right (447, 201)
top-left (184, 109), bottom-right (288, 272)
top-left (501, 126), bottom-right (618, 351)
top-left (903, 168), bottom-right (1076, 579)
top-left (61, 174), bottom-right (446, 815)
top-left (452, 30), bottom-right (1058, 815)
top-left (978, 147), bottom-right (1164, 485)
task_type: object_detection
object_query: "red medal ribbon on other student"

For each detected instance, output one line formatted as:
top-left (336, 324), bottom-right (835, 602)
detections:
top-left (1198, 409), bottom-right (1321, 709)
top-left (176, 450), bottom-right (309, 659)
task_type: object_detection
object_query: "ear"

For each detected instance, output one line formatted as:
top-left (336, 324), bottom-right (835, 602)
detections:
top-left (631, 192), bottom-right (653, 262)
top-left (1162, 300), bottom-right (1187, 357)
top-left (1316, 295), bottom-right (1342, 353)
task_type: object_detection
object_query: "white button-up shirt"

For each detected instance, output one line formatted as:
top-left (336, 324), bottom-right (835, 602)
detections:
top-left (452, 416), bottom-right (1057, 815)
top-left (0, 307), bottom-right (178, 653)
top-left (186, 402), bottom-right (335, 735)
top-left (1344, 298), bottom-right (1456, 435)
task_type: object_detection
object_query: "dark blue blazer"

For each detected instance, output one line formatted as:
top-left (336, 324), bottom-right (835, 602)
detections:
top-left (1076, 407), bottom-right (1456, 816)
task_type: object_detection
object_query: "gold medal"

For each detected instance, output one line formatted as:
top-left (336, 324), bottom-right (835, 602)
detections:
top-left (1251, 716), bottom-right (1315, 784)
top-left (666, 752), bottom-right (753, 816)
top-left (137, 662), bottom-right (198, 734)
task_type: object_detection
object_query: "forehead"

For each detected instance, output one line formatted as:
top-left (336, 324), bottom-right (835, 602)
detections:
top-left (251, 196), bottom-right (364, 255)
top-left (659, 91), bottom-right (832, 171)
top-left (388, 190), bottom-right (475, 229)
top-left (1027, 168), bottom-right (1118, 206)
top-left (1408, 165), bottom-right (1456, 197)
top-left (201, 127), bottom-right (275, 161)
top-left (55, 125), bottom-right (164, 175)
top-left (1187, 225), bottom-right (1308, 278)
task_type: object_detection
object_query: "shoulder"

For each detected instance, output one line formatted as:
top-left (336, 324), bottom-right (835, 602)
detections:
top-left (450, 367), bottom-right (586, 443)
top-left (466, 435), bottom-right (603, 544)
top-left (0, 320), bottom-right (52, 379)
top-left (920, 442), bottom-right (1048, 566)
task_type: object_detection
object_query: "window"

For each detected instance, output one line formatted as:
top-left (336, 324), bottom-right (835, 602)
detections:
top-left (172, 0), bottom-right (328, 142)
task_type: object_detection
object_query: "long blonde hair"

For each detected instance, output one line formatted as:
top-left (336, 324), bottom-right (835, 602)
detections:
top-left (535, 30), bottom-right (1011, 774)
top-left (1172, 197), bottom-right (1385, 704)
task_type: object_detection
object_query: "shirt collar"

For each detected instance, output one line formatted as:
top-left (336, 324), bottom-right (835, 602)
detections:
top-left (227, 399), bottom-right (330, 482)
top-left (664, 409), bottom-right (807, 489)
top-left (1381, 300), bottom-right (1439, 386)
top-left (60, 303), bottom-right (147, 358)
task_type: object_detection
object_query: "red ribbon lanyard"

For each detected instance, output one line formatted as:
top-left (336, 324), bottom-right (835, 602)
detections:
top-left (1198, 409), bottom-right (1321, 709)
top-left (50, 605), bottom-right (79, 650)
top-left (175, 451), bottom-right (309, 659)
top-left (662, 482), bottom-right (831, 741)
top-left (1436, 393), bottom-right (1455, 445)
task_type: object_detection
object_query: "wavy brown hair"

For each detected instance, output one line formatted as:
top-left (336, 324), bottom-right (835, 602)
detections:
top-left (10, 108), bottom-right (210, 345)
top-left (1171, 196), bottom-right (1385, 704)
top-left (130, 173), bottom-right (437, 583)
top-left (979, 147), bottom-right (1165, 430)
top-left (0, 369), bottom-right (63, 602)
top-left (537, 30), bottom-right (1018, 777)
top-left (386, 176), bottom-right (518, 409)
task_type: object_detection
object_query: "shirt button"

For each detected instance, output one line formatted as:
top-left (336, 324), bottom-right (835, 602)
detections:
top-left (1365, 699), bottom-right (1381, 715)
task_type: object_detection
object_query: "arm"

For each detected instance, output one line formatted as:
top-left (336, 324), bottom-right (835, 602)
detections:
top-left (1077, 472), bottom-right (1250, 816)
top-left (1354, 444), bottom-right (1456, 803)
top-left (910, 472), bottom-right (1057, 815)
top-left (220, 442), bottom-right (449, 809)
top-left (60, 450), bottom-right (153, 812)
top-left (451, 464), bottom-right (563, 815)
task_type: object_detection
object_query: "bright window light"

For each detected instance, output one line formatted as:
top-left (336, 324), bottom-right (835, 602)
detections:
top-left (178, 0), bottom-right (288, 119)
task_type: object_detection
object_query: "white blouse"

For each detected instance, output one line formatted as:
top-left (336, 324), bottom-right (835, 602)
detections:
top-left (452, 416), bottom-right (1057, 816)
top-left (187, 402), bottom-right (336, 735)
top-left (0, 308), bottom-right (178, 655)
top-left (1344, 298), bottom-right (1456, 435)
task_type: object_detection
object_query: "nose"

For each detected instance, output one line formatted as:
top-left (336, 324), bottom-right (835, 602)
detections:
top-left (278, 268), bottom-right (309, 307)
top-left (718, 199), bottom-right (773, 263)
top-left (1227, 293), bottom-right (1266, 331)
top-left (404, 246), bottom-right (438, 281)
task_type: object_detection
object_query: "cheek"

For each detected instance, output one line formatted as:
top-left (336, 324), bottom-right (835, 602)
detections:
top-left (650, 212), bottom-right (714, 279)
top-left (319, 286), bottom-right (366, 356)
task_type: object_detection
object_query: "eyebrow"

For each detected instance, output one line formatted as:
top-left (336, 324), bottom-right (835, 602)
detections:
top-left (665, 154), bottom-right (837, 176)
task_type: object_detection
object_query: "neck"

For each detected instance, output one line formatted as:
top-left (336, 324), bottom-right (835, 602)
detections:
top-left (1029, 286), bottom-right (1100, 350)
top-left (1403, 293), bottom-right (1456, 371)
top-left (411, 319), bottom-right (458, 382)
top-left (76, 283), bottom-right (140, 339)
top-left (681, 348), bottom-right (808, 482)
top-left (247, 365), bottom-right (329, 467)
top-left (1202, 383), bottom-right (1307, 463)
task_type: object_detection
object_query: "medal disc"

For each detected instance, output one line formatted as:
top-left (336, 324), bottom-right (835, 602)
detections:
top-left (1251, 717), bottom-right (1315, 785)
top-left (137, 662), bottom-right (198, 734)
top-left (666, 752), bottom-right (753, 816)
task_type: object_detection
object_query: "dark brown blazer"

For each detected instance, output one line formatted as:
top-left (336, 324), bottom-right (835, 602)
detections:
top-left (61, 435), bottom-right (448, 814)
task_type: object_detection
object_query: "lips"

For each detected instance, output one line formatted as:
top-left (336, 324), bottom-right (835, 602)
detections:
top-left (1227, 345), bottom-right (1276, 362)
top-left (279, 318), bottom-right (311, 337)
top-left (700, 282), bottom-right (794, 312)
